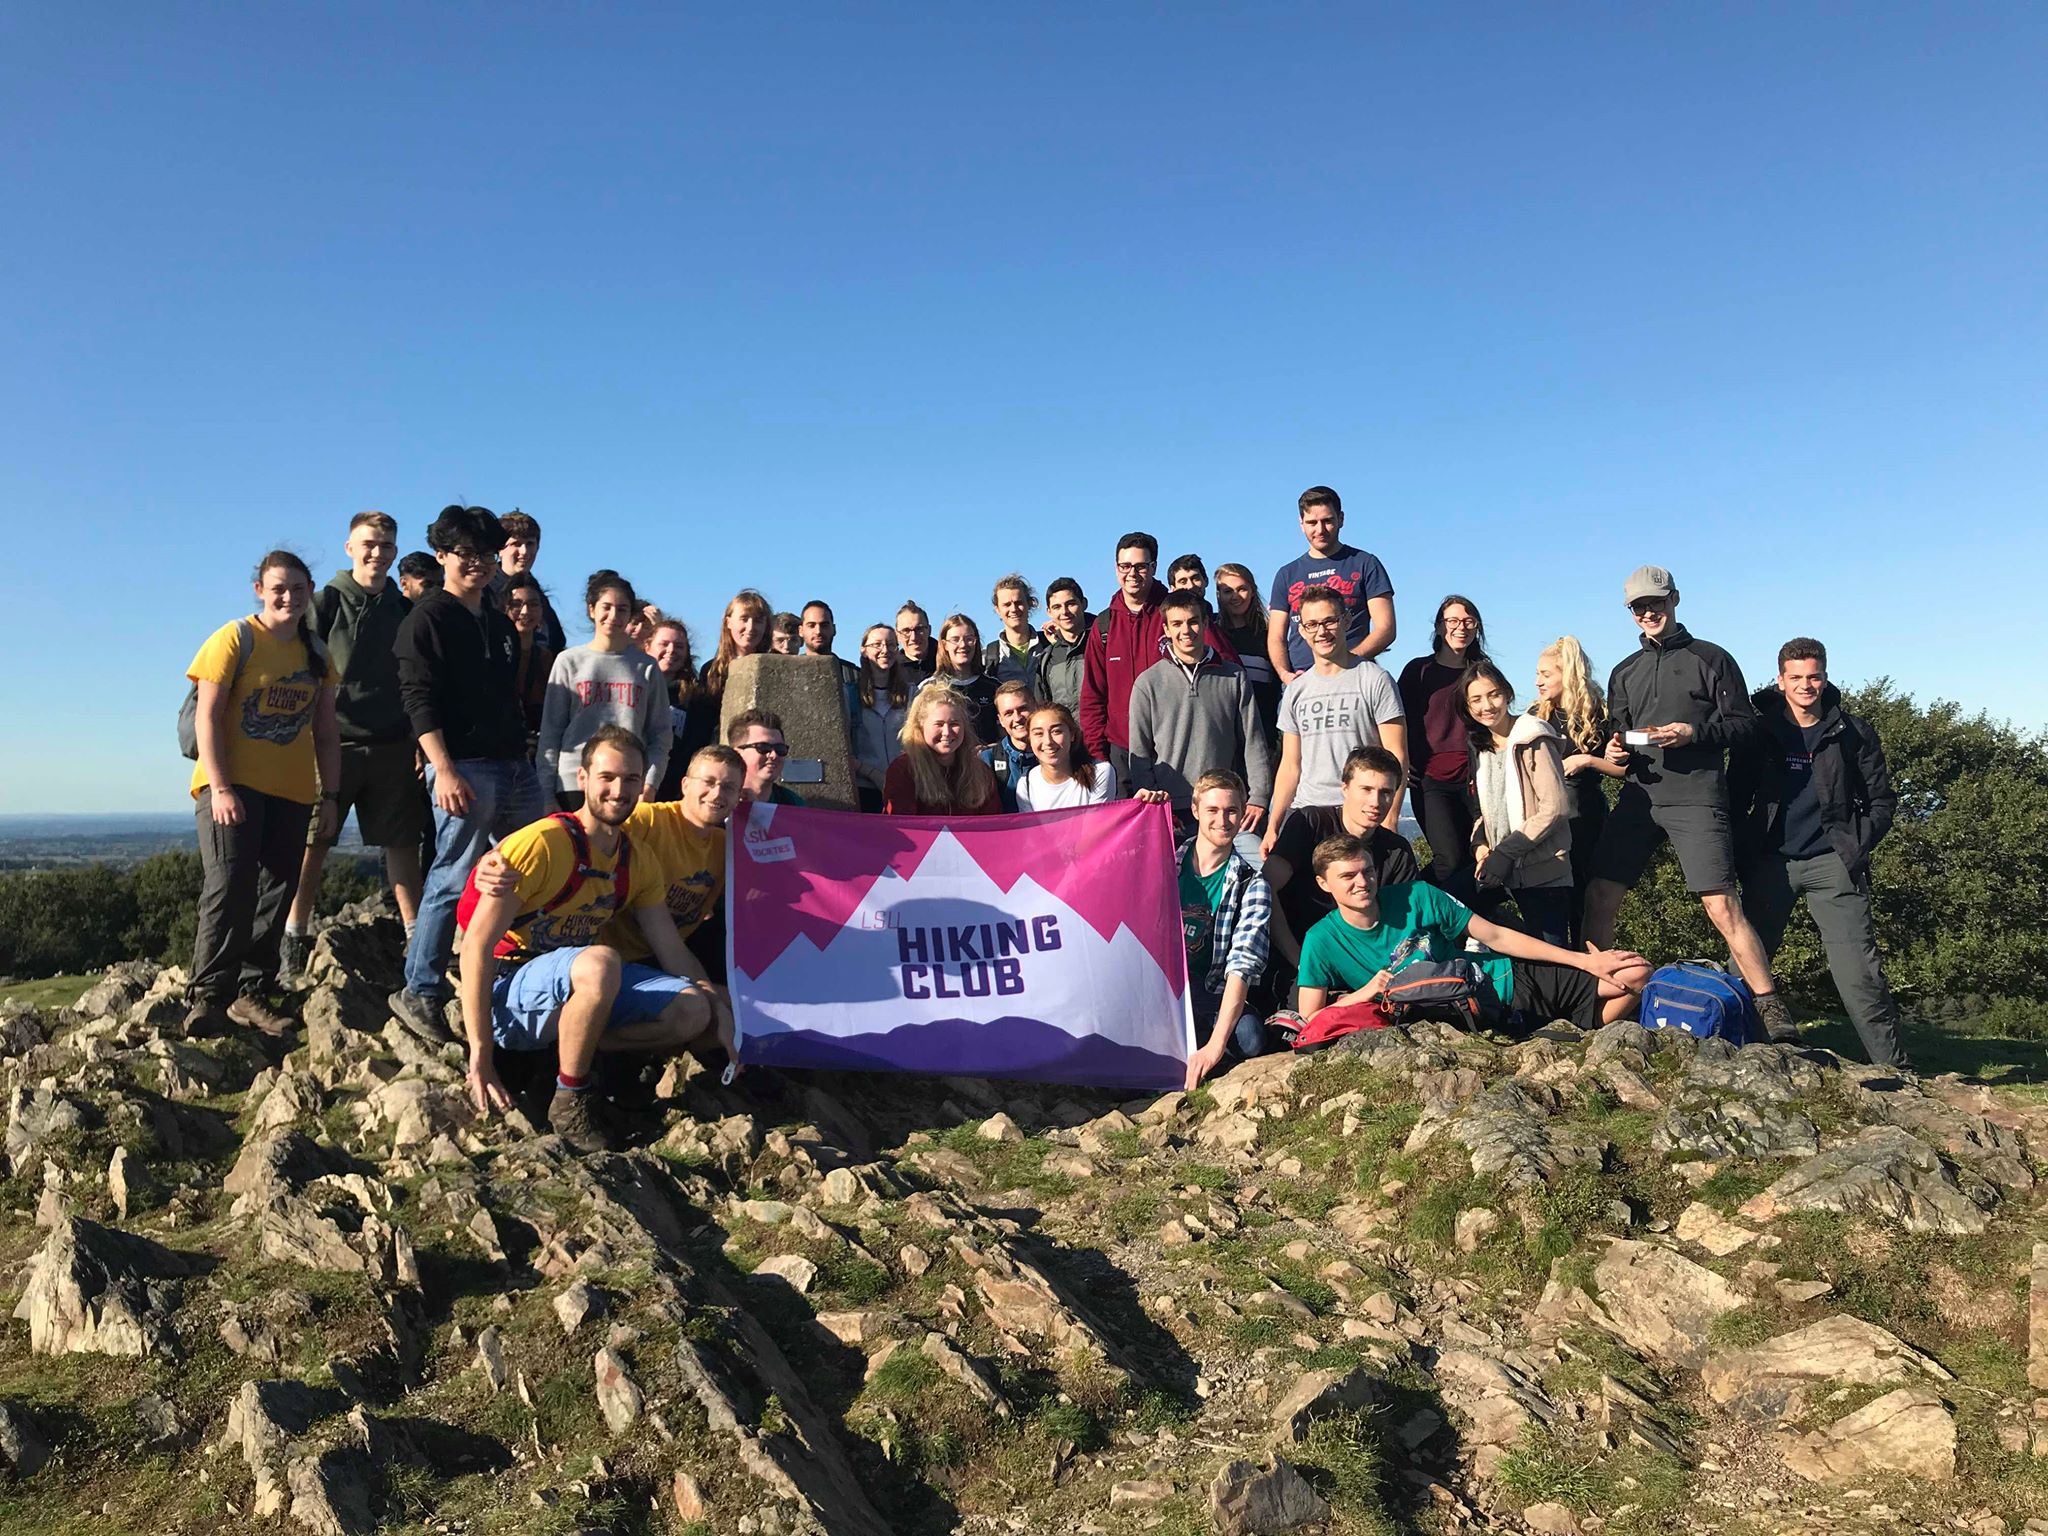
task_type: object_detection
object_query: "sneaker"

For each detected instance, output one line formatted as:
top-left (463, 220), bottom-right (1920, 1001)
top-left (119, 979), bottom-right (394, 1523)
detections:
top-left (181, 1000), bottom-right (234, 1039)
top-left (280, 931), bottom-right (310, 984)
top-left (388, 988), bottom-right (456, 1044)
top-left (1754, 991), bottom-right (1800, 1044)
top-left (548, 1086), bottom-right (623, 1155)
top-left (227, 994), bottom-right (297, 1038)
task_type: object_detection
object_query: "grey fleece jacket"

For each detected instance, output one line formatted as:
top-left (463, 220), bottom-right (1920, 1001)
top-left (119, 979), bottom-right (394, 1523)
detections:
top-left (1126, 651), bottom-right (1277, 811)
top-left (535, 644), bottom-right (669, 793)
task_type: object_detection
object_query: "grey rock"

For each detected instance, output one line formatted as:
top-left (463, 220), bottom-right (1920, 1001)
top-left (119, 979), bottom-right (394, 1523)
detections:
top-left (1269, 1366), bottom-right (1385, 1444)
top-left (1703, 1313), bottom-right (1951, 1418)
top-left (1441, 1082), bottom-right (1603, 1189)
top-left (4, 1085), bottom-right (86, 1176)
top-left (287, 1445), bottom-right (380, 1535)
top-left (221, 1379), bottom-right (351, 1518)
top-left (223, 1127), bottom-right (343, 1215)
top-left (1781, 1387), bottom-right (1955, 1482)
top-left (1581, 1240), bottom-right (1745, 1370)
top-left (919, 1332), bottom-right (1012, 1418)
top-left (131, 1390), bottom-right (185, 1452)
top-left (720, 652), bottom-right (859, 811)
top-left (554, 1280), bottom-right (604, 1335)
top-left (476, 1325), bottom-right (507, 1391)
top-left (1652, 1088), bottom-right (1819, 1160)
top-left (1741, 1124), bottom-right (1996, 1235)
top-left (1210, 1455), bottom-right (1330, 1534)
top-left (0, 1401), bottom-right (51, 1479)
top-left (594, 1346), bottom-right (643, 1434)
top-left (74, 961), bottom-right (158, 1020)
top-left (301, 908), bottom-right (407, 994)
top-left (11, 1217), bottom-right (199, 1357)
top-left (1682, 1041), bottom-right (1827, 1103)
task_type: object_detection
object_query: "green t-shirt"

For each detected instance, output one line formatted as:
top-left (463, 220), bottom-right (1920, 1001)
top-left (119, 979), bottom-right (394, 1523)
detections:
top-left (1179, 848), bottom-right (1232, 982)
top-left (1295, 881), bottom-right (1513, 1005)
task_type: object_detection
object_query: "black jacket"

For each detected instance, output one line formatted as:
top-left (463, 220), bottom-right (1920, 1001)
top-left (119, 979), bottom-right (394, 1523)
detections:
top-left (1729, 684), bottom-right (1896, 891)
top-left (312, 571), bottom-right (412, 745)
top-left (395, 590), bottom-right (528, 762)
top-left (1605, 624), bottom-right (1760, 805)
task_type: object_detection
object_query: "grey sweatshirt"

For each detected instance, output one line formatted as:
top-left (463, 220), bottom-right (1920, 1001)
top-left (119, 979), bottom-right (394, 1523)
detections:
top-left (535, 644), bottom-right (669, 793)
top-left (1127, 651), bottom-right (1277, 811)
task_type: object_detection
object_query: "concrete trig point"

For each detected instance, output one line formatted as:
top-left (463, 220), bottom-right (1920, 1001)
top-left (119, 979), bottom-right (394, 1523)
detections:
top-left (721, 653), bottom-right (858, 812)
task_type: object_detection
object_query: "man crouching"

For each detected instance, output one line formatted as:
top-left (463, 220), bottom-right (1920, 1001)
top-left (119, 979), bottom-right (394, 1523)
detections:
top-left (458, 725), bottom-right (727, 1153)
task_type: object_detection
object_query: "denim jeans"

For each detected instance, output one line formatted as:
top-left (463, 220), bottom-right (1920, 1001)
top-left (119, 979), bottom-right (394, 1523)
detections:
top-left (404, 757), bottom-right (547, 1001)
top-left (1193, 989), bottom-right (1269, 1062)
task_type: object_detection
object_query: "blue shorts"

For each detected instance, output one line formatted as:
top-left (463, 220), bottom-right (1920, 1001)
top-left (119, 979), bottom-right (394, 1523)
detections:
top-left (490, 948), bottom-right (693, 1052)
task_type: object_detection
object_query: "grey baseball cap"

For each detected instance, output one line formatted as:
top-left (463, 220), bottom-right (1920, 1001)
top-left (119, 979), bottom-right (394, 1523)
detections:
top-left (1623, 565), bottom-right (1675, 604)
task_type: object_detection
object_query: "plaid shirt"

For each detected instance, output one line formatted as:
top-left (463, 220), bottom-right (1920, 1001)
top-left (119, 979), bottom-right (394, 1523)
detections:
top-left (1175, 836), bottom-right (1271, 997)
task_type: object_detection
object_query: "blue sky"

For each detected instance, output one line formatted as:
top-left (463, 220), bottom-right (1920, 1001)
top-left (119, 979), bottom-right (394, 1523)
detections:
top-left (2, 4), bottom-right (2041, 813)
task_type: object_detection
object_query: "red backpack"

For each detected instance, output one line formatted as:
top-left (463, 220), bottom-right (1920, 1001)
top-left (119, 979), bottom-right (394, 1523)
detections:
top-left (456, 813), bottom-right (634, 959)
top-left (1277, 999), bottom-right (1394, 1053)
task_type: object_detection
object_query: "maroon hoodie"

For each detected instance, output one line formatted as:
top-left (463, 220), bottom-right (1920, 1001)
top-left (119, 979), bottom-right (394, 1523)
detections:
top-left (1078, 581), bottom-right (1238, 756)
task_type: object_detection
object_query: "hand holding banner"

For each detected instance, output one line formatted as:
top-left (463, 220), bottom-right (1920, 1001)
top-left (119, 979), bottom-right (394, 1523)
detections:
top-left (727, 800), bottom-right (1192, 1089)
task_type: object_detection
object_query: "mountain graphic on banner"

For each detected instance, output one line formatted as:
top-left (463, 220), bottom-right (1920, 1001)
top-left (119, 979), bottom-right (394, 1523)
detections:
top-left (730, 800), bottom-right (1183, 985)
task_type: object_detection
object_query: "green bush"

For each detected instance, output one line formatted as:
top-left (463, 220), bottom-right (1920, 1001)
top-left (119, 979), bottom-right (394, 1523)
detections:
top-left (0, 849), bottom-right (386, 980)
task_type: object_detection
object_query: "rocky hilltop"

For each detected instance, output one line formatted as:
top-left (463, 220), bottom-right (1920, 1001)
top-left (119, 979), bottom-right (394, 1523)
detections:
top-left (2, 902), bottom-right (2047, 1536)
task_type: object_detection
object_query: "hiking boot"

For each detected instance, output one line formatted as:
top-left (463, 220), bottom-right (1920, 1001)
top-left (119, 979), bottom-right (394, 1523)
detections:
top-left (181, 1000), bottom-right (234, 1039)
top-left (1755, 991), bottom-right (1800, 1044)
top-left (280, 931), bottom-right (310, 984)
top-left (388, 988), bottom-right (456, 1045)
top-left (228, 993), bottom-right (297, 1038)
top-left (548, 1087), bottom-right (623, 1155)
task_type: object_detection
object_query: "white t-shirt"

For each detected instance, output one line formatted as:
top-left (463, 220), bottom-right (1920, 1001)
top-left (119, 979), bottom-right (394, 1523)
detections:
top-left (1277, 661), bottom-right (1404, 807)
top-left (1014, 761), bottom-right (1118, 812)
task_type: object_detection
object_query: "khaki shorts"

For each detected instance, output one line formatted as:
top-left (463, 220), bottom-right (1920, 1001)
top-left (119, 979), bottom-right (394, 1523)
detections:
top-left (310, 741), bottom-right (430, 850)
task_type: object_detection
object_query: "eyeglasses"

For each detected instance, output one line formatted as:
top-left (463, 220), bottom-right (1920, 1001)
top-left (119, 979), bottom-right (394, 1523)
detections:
top-left (504, 598), bottom-right (538, 611)
top-left (1116, 561), bottom-right (1155, 575)
top-left (738, 740), bottom-right (788, 757)
top-left (1299, 617), bottom-right (1342, 633)
top-left (1442, 617), bottom-right (1479, 629)
top-left (897, 623), bottom-right (929, 636)
top-left (447, 546), bottom-right (492, 564)
top-left (1629, 601), bottom-right (1669, 616)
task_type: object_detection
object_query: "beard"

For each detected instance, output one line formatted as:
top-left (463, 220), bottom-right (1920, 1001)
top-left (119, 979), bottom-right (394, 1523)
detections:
top-left (588, 796), bottom-right (635, 829)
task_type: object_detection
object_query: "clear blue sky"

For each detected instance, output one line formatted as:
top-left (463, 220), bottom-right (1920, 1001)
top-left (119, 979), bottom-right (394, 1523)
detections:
top-left (3, 5), bottom-right (2042, 814)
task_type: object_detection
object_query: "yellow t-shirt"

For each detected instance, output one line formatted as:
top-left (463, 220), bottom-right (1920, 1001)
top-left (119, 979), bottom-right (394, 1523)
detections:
top-left (608, 801), bottom-right (727, 959)
top-left (187, 620), bottom-right (325, 804)
top-left (496, 817), bottom-right (660, 963)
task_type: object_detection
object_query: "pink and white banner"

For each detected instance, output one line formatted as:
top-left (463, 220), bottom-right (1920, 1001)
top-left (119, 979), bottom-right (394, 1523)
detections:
top-left (726, 799), bottom-right (1192, 1090)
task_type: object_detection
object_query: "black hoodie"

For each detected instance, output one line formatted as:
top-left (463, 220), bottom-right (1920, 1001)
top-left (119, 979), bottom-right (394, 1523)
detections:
top-left (312, 570), bottom-right (412, 744)
top-left (1728, 683), bottom-right (1896, 890)
top-left (1605, 624), bottom-right (1760, 806)
top-left (395, 589), bottom-right (527, 762)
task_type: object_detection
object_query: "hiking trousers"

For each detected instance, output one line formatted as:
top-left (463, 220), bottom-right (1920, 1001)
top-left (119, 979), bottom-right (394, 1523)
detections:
top-left (1742, 850), bottom-right (1908, 1069)
top-left (190, 785), bottom-right (312, 1004)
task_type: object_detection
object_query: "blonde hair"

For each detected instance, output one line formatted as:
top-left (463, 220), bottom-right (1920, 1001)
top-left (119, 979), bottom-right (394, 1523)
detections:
top-left (897, 686), bottom-right (997, 812)
top-left (1533, 636), bottom-right (1606, 755)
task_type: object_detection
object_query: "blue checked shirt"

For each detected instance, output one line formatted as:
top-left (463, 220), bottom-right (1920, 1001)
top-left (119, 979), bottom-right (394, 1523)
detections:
top-left (1175, 836), bottom-right (1272, 997)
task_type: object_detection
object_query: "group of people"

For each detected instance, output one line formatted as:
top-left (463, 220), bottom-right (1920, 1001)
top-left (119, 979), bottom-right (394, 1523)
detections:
top-left (181, 486), bottom-right (1907, 1150)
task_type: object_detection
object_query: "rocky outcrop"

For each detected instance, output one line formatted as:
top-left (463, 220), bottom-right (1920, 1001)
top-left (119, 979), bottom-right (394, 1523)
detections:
top-left (1781, 1387), bottom-right (1956, 1482)
top-left (1704, 1314), bottom-right (1951, 1418)
top-left (13, 1217), bottom-right (201, 1357)
top-left (1740, 1124), bottom-right (1997, 1234)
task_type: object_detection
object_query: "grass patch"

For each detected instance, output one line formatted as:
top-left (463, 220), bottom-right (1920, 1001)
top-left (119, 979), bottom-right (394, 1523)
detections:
top-left (1294, 1408), bottom-right (1395, 1534)
top-left (0, 973), bottom-right (93, 1010)
top-left (1707, 1307), bottom-right (1774, 1348)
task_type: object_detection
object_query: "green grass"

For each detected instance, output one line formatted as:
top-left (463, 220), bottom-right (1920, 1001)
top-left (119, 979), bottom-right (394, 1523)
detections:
top-left (0, 973), bottom-right (93, 1010)
top-left (1294, 1408), bottom-right (1395, 1534)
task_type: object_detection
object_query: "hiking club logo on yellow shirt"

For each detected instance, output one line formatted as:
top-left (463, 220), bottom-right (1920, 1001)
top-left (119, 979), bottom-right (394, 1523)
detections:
top-left (241, 669), bottom-right (319, 745)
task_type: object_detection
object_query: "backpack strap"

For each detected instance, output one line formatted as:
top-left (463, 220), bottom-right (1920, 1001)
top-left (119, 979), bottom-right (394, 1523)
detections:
top-left (534, 813), bottom-right (633, 918)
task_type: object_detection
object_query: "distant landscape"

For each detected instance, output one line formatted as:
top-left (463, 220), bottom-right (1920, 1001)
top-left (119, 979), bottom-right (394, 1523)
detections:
top-left (0, 813), bottom-right (364, 869)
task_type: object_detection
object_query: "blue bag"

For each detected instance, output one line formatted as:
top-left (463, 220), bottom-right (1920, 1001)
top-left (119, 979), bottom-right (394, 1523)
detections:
top-left (1639, 960), bottom-right (1757, 1043)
